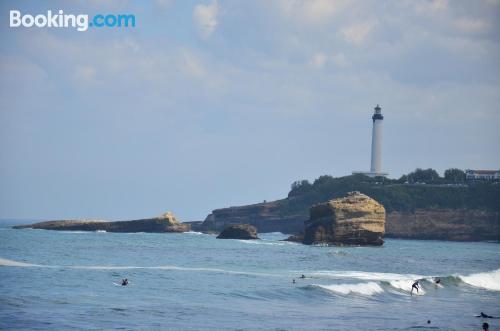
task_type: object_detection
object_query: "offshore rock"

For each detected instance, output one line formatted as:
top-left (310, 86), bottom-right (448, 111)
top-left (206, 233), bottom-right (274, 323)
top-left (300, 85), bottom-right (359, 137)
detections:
top-left (12, 211), bottom-right (190, 233)
top-left (303, 192), bottom-right (385, 246)
top-left (216, 224), bottom-right (259, 240)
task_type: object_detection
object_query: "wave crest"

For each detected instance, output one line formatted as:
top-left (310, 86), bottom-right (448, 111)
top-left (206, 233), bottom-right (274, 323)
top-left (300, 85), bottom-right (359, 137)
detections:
top-left (458, 269), bottom-right (500, 291)
top-left (313, 282), bottom-right (384, 296)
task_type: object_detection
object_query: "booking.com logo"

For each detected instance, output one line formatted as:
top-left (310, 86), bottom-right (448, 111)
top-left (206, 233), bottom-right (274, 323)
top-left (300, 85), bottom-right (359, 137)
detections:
top-left (9, 10), bottom-right (136, 32)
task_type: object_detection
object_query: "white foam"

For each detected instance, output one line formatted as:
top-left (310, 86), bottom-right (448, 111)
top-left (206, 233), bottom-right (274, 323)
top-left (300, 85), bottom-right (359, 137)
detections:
top-left (459, 269), bottom-right (500, 291)
top-left (311, 270), bottom-right (424, 282)
top-left (238, 240), bottom-right (286, 246)
top-left (185, 231), bottom-right (204, 235)
top-left (0, 256), bottom-right (278, 276)
top-left (388, 279), bottom-right (425, 295)
top-left (316, 282), bottom-right (384, 296)
top-left (311, 270), bottom-right (428, 295)
top-left (0, 257), bottom-right (42, 267)
top-left (59, 231), bottom-right (90, 234)
top-left (95, 230), bottom-right (107, 233)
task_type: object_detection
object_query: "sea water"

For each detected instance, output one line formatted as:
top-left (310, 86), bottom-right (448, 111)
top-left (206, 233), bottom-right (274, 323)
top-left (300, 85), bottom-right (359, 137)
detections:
top-left (0, 219), bottom-right (499, 330)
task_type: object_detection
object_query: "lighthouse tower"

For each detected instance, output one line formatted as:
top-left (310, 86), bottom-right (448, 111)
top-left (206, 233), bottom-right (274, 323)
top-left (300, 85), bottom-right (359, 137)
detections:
top-left (352, 105), bottom-right (388, 177)
top-left (370, 105), bottom-right (383, 174)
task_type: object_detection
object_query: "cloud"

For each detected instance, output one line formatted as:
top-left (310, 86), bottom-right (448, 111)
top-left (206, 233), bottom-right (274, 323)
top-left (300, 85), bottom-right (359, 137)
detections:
top-left (453, 18), bottom-right (489, 33)
top-left (309, 52), bottom-right (349, 69)
top-left (154, 0), bottom-right (174, 10)
top-left (74, 65), bottom-right (97, 83)
top-left (276, 0), bottom-right (350, 25)
top-left (410, 0), bottom-right (448, 15)
top-left (193, 1), bottom-right (219, 39)
top-left (310, 52), bottom-right (327, 68)
top-left (340, 20), bottom-right (377, 45)
top-left (332, 52), bottom-right (349, 68)
top-left (181, 49), bottom-right (205, 76)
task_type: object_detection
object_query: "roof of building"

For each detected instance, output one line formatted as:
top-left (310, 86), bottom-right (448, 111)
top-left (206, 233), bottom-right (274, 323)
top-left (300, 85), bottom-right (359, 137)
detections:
top-left (466, 170), bottom-right (500, 175)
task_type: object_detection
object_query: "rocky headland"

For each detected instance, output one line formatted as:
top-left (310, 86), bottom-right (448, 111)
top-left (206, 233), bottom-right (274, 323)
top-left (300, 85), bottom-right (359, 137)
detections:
top-left (302, 192), bottom-right (385, 246)
top-left (13, 211), bottom-right (190, 233)
top-left (216, 224), bottom-right (259, 240)
top-left (197, 175), bottom-right (500, 242)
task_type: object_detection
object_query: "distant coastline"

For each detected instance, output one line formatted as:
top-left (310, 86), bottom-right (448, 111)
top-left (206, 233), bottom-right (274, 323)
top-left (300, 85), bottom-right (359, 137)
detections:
top-left (11, 170), bottom-right (500, 242)
top-left (196, 171), bottom-right (500, 242)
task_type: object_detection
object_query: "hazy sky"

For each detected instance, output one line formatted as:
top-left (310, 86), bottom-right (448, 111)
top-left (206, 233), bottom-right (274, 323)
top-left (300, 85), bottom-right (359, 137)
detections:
top-left (1, 0), bottom-right (499, 221)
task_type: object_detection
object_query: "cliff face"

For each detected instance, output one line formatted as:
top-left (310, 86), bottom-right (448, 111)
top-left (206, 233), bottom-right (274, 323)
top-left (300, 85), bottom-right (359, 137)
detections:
top-left (200, 199), bottom-right (499, 242)
top-left (13, 211), bottom-right (190, 233)
top-left (386, 209), bottom-right (500, 241)
top-left (200, 200), bottom-right (305, 234)
top-left (303, 192), bottom-right (385, 245)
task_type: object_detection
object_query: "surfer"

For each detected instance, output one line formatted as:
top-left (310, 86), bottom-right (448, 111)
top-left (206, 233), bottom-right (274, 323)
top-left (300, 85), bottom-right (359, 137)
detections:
top-left (292, 279), bottom-right (296, 284)
top-left (121, 278), bottom-right (128, 286)
top-left (300, 274), bottom-right (306, 279)
top-left (434, 278), bottom-right (441, 288)
top-left (479, 312), bottom-right (493, 318)
top-left (410, 280), bottom-right (419, 295)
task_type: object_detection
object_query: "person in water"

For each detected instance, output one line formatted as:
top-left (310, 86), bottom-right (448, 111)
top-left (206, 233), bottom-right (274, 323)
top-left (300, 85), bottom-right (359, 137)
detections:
top-left (292, 279), bottom-right (296, 284)
top-left (121, 278), bottom-right (128, 286)
top-left (482, 322), bottom-right (489, 331)
top-left (479, 312), bottom-right (493, 318)
top-left (300, 274), bottom-right (306, 279)
top-left (410, 281), bottom-right (420, 295)
top-left (435, 278), bottom-right (441, 284)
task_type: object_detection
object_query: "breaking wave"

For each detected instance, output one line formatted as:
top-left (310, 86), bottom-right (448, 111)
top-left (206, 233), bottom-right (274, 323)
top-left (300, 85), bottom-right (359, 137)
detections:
top-left (456, 269), bottom-right (500, 291)
top-left (312, 282), bottom-right (384, 296)
top-left (310, 269), bottom-right (500, 293)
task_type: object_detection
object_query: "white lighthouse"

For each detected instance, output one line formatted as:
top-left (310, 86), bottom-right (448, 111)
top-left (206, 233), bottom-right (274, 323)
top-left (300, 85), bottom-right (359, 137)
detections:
top-left (353, 105), bottom-right (388, 177)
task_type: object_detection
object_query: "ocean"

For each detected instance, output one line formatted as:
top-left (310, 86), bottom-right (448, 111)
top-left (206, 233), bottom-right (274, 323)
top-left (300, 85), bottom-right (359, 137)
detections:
top-left (0, 219), bottom-right (499, 330)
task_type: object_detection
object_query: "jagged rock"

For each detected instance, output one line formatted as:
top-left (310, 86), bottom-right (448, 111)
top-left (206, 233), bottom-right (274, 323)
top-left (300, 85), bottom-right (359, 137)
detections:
top-left (303, 192), bottom-right (385, 246)
top-left (283, 233), bottom-right (304, 242)
top-left (216, 224), bottom-right (259, 240)
top-left (12, 211), bottom-right (190, 233)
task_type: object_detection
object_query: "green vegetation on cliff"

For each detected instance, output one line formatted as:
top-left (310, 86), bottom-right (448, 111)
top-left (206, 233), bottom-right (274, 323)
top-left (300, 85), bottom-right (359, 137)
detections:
top-left (284, 169), bottom-right (500, 215)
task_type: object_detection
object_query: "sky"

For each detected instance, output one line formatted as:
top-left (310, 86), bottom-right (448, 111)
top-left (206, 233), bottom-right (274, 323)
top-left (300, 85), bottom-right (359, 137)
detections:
top-left (1, 0), bottom-right (499, 221)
